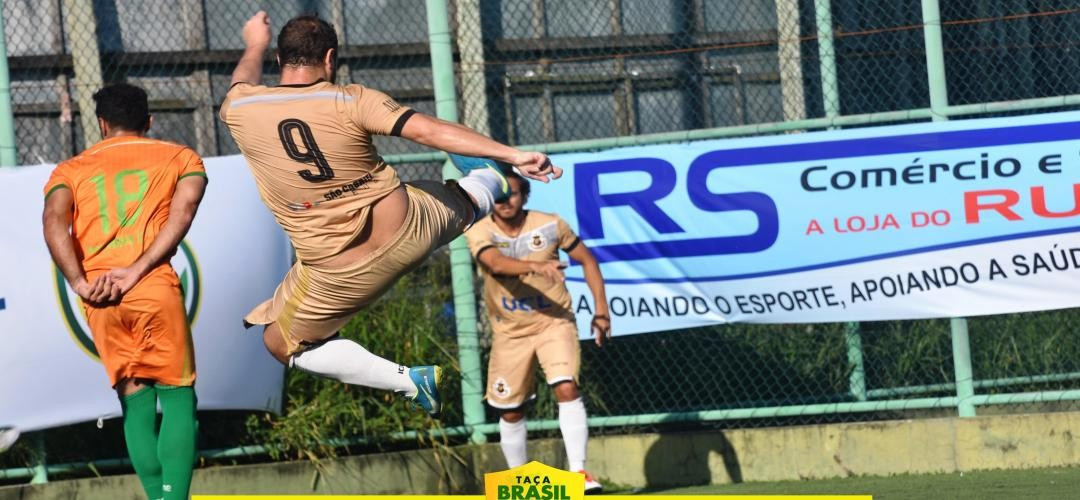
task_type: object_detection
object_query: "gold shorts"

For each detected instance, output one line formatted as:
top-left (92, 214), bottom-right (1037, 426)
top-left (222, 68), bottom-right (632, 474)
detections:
top-left (485, 320), bottom-right (581, 409)
top-left (244, 181), bottom-right (472, 355)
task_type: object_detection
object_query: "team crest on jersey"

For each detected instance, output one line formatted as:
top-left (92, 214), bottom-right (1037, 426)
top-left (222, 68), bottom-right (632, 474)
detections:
top-left (492, 377), bottom-right (512, 399)
top-left (528, 232), bottom-right (546, 251)
top-left (55, 240), bottom-right (201, 362)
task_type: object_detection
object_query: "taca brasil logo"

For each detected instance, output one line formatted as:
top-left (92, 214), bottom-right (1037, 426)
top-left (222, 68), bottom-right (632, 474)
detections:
top-left (54, 240), bottom-right (201, 361)
top-left (485, 461), bottom-right (585, 500)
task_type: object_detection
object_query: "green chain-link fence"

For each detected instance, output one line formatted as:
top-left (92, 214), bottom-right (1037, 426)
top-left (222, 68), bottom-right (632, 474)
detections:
top-left (4, 0), bottom-right (1080, 482)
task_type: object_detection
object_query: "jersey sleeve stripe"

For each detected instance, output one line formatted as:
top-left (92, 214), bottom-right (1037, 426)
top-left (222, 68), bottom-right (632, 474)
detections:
top-left (562, 237), bottom-right (581, 253)
top-left (179, 171), bottom-right (208, 181)
top-left (390, 109), bottom-right (416, 137)
top-left (474, 245), bottom-right (496, 260)
top-left (44, 183), bottom-right (70, 198)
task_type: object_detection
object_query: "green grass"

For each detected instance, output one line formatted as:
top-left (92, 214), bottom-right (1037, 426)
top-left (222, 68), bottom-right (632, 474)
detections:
top-left (642, 467), bottom-right (1080, 499)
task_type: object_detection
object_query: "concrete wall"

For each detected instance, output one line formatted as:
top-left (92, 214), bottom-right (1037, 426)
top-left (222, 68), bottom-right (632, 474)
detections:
top-left (4, 411), bottom-right (1079, 498)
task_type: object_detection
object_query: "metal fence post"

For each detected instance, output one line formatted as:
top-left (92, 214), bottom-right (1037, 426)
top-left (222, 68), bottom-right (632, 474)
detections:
top-left (815, 0), bottom-right (869, 404)
top-left (845, 322), bottom-right (867, 401)
top-left (455, 0), bottom-right (491, 135)
top-left (921, 0), bottom-right (975, 418)
top-left (30, 433), bottom-right (47, 484)
top-left (776, 0), bottom-right (805, 122)
top-left (0, 7), bottom-right (17, 166)
top-left (61, 0), bottom-right (104, 149)
top-left (814, 0), bottom-right (839, 120)
top-left (950, 318), bottom-right (977, 417)
top-left (921, 0), bottom-right (949, 122)
top-left (426, 0), bottom-right (488, 444)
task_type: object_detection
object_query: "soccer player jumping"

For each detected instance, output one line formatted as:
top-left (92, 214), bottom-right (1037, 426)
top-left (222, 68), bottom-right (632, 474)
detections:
top-left (220, 12), bottom-right (561, 416)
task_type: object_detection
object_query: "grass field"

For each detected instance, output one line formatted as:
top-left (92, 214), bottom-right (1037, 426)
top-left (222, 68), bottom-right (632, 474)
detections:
top-left (639, 466), bottom-right (1080, 499)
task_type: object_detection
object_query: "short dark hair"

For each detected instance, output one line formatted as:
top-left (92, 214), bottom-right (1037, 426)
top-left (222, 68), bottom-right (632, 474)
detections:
top-left (277, 15), bottom-right (338, 68)
top-left (504, 168), bottom-right (531, 197)
top-left (92, 83), bottom-right (149, 131)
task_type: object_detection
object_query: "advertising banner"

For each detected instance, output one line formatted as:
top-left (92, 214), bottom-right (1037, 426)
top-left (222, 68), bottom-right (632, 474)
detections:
top-left (528, 112), bottom-right (1080, 337)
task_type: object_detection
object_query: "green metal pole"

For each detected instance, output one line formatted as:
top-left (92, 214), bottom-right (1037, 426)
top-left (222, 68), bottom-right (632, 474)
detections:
top-left (921, 0), bottom-right (949, 122)
top-left (0, 8), bottom-right (17, 166)
top-left (814, 0), bottom-right (868, 404)
top-left (922, 0), bottom-right (974, 418)
top-left (425, 0), bottom-right (487, 444)
top-left (814, 0), bottom-right (839, 120)
top-left (950, 318), bottom-right (976, 417)
top-left (844, 322), bottom-right (867, 401)
top-left (30, 433), bottom-right (47, 484)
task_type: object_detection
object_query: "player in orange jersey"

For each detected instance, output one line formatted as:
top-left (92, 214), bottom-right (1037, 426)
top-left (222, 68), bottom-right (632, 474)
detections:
top-left (42, 83), bottom-right (206, 500)
top-left (220, 12), bottom-right (561, 417)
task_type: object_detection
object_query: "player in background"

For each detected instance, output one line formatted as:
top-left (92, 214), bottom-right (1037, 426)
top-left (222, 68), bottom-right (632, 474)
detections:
top-left (42, 83), bottom-right (206, 500)
top-left (464, 168), bottom-right (610, 493)
top-left (220, 12), bottom-right (561, 417)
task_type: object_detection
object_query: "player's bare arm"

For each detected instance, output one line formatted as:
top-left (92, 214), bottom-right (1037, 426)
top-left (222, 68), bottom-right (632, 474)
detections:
top-left (230, 11), bottom-right (272, 86)
top-left (568, 242), bottom-right (610, 346)
top-left (400, 113), bottom-right (563, 183)
top-left (42, 187), bottom-right (120, 304)
top-left (476, 248), bottom-right (566, 282)
top-left (107, 175), bottom-right (208, 295)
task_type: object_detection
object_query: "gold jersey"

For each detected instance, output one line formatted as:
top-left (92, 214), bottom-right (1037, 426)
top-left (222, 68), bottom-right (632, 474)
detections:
top-left (466, 210), bottom-right (581, 337)
top-left (220, 80), bottom-right (414, 264)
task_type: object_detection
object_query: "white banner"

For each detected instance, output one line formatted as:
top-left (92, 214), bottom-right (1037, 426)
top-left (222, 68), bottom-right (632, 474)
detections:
top-left (527, 111), bottom-right (1080, 337)
top-left (0, 156), bottom-right (289, 432)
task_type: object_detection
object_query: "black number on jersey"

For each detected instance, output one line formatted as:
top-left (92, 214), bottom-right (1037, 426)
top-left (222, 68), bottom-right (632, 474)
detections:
top-left (277, 118), bottom-right (335, 183)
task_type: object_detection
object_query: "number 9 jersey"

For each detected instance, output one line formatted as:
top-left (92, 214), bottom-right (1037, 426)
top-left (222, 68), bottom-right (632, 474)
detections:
top-left (42, 136), bottom-right (206, 279)
top-left (219, 80), bottom-right (415, 265)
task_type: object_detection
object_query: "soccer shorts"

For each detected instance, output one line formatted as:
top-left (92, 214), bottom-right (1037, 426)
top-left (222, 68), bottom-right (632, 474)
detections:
top-left (244, 181), bottom-right (473, 355)
top-left (485, 320), bottom-right (581, 409)
top-left (83, 269), bottom-right (195, 388)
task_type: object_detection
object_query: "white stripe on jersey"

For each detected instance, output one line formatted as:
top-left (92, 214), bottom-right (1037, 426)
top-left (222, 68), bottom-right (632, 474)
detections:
top-left (229, 91), bottom-right (353, 108)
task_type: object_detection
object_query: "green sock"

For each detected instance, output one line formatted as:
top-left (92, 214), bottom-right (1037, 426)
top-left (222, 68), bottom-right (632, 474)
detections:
top-left (156, 385), bottom-right (198, 500)
top-left (120, 386), bottom-right (163, 500)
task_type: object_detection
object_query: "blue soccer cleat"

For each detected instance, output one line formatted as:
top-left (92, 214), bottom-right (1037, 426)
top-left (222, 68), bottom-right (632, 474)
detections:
top-left (447, 154), bottom-right (511, 200)
top-left (407, 365), bottom-right (444, 417)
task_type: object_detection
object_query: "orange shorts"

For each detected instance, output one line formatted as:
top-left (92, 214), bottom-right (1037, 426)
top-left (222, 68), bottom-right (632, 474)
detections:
top-left (83, 269), bottom-right (195, 388)
top-left (485, 320), bottom-right (581, 409)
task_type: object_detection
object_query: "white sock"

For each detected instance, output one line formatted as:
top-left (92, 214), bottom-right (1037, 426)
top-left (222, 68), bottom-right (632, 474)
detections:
top-left (499, 417), bottom-right (529, 468)
top-left (456, 168), bottom-right (502, 219)
top-left (290, 337), bottom-right (416, 396)
top-left (558, 398), bottom-right (588, 471)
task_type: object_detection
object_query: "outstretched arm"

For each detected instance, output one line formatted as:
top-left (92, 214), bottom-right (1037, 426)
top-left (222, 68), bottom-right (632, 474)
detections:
top-left (42, 188), bottom-right (119, 304)
top-left (567, 243), bottom-right (610, 346)
top-left (400, 113), bottom-right (562, 183)
top-left (476, 248), bottom-right (566, 283)
top-left (230, 11), bottom-right (272, 87)
top-left (108, 176), bottom-right (207, 294)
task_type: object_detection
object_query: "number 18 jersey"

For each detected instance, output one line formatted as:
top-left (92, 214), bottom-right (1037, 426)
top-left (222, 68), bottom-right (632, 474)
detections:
top-left (42, 136), bottom-right (206, 279)
top-left (219, 80), bottom-right (414, 265)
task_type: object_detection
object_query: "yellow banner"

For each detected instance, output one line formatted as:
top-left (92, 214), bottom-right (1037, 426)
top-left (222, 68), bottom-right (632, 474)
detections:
top-left (194, 496), bottom-right (871, 499)
top-left (194, 461), bottom-right (871, 500)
